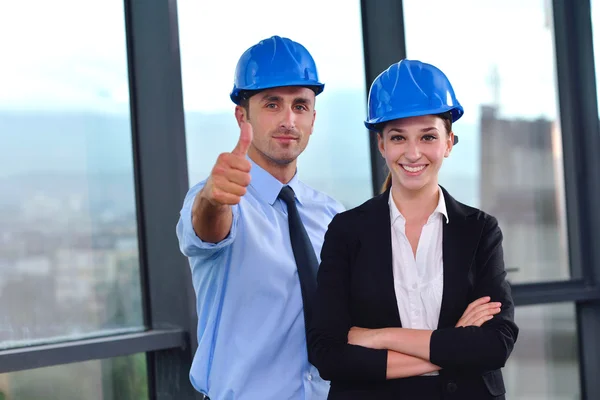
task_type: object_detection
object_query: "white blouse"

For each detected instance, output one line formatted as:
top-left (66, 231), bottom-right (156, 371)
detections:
top-left (388, 187), bottom-right (448, 375)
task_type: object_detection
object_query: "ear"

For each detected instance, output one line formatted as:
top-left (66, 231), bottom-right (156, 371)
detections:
top-left (234, 105), bottom-right (247, 127)
top-left (377, 132), bottom-right (386, 158)
top-left (445, 131), bottom-right (454, 157)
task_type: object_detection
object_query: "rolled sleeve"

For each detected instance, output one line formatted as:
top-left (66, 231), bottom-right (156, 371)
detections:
top-left (176, 181), bottom-right (239, 258)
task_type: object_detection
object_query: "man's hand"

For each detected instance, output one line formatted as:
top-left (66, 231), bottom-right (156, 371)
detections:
top-left (455, 296), bottom-right (502, 328)
top-left (201, 122), bottom-right (253, 206)
top-left (191, 122), bottom-right (253, 243)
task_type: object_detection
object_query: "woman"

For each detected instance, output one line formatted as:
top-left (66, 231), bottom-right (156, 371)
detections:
top-left (308, 59), bottom-right (518, 399)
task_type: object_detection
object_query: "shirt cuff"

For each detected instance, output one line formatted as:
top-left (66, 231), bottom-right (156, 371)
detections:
top-left (176, 184), bottom-right (239, 257)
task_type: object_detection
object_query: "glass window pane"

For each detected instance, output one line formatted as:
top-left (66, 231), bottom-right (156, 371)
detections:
top-left (0, 353), bottom-right (148, 400)
top-left (505, 303), bottom-right (580, 399)
top-left (178, 0), bottom-right (371, 209)
top-left (0, 1), bottom-right (144, 348)
top-left (403, 0), bottom-right (570, 284)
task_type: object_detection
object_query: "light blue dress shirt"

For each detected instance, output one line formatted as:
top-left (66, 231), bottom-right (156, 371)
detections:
top-left (176, 158), bottom-right (345, 400)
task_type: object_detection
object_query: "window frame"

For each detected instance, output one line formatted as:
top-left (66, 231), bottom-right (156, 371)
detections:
top-left (1, 1), bottom-right (599, 399)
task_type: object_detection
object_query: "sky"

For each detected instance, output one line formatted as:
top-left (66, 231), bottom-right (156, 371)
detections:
top-left (0, 0), bottom-right (130, 112)
top-left (2, 0), bottom-right (598, 121)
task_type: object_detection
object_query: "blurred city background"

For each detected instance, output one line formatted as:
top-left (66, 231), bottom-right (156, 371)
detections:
top-left (1, 0), bottom-right (599, 399)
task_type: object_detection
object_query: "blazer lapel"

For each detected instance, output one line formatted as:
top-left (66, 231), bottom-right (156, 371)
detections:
top-left (362, 189), bottom-right (403, 327)
top-left (438, 187), bottom-right (481, 329)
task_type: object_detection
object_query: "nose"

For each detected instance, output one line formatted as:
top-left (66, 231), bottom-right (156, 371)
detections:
top-left (405, 140), bottom-right (421, 162)
top-left (279, 107), bottom-right (297, 130)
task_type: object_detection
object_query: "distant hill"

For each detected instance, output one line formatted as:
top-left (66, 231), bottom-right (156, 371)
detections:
top-left (0, 89), bottom-right (482, 210)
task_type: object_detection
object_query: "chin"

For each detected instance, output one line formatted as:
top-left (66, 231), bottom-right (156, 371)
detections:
top-left (270, 155), bottom-right (296, 166)
top-left (280, 150), bottom-right (303, 162)
top-left (396, 179), bottom-right (429, 193)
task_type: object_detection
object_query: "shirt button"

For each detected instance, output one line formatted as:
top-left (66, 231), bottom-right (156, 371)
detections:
top-left (412, 283), bottom-right (417, 290)
top-left (307, 373), bottom-right (313, 381)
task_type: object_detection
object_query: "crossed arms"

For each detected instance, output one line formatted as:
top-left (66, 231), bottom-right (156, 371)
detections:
top-left (307, 214), bottom-right (519, 382)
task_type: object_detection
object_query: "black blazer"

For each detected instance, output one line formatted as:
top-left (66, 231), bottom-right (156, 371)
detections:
top-left (308, 187), bottom-right (519, 400)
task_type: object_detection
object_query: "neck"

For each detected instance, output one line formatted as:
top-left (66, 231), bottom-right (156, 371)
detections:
top-left (391, 182), bottom-right (439, 222)
top-left (248, 150), bottom-right (297, 184)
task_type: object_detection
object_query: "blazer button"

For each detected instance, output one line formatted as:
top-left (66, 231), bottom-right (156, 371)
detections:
top-left (446, 382), bottom-right (458, 393)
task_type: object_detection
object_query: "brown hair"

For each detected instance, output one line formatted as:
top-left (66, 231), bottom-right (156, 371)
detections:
top-left (380, 112), bottom-right (453, 193)
top-left (238, 87), bottom-right (321, 120)
top-left (238, 91), bottom-right (256, 119)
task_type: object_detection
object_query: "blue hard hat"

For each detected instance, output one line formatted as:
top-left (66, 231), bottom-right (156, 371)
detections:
top-left (230, 36), bottom-right (325, 104)
top-left (364, 59), bottom-right (464, 133)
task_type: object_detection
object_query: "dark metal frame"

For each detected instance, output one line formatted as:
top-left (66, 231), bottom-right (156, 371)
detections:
top-left (0, 330), bottom-right (185, 374)
top-left (2, 0), bottom-right (599, 399)
top-left (361, 0), bottom-right (407, 195)
top-left (124, 0), bottom-right (199, 398)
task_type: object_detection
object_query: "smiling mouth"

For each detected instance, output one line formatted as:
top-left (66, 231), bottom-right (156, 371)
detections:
top-left (401, 164), bottom-right (427, 173)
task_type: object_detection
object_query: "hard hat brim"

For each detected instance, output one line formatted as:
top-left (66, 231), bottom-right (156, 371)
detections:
top-left (364, 106), bottom-right (464, 132)
top-left (230, 82), bottom-right (325, 105)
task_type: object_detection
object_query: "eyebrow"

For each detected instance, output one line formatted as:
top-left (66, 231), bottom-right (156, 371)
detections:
top-left (259, 94), bottom-right (312, 105)
top-left (260, 94), bottom-right (282, 103)
top-left (388, 127), bottom-right (440, 134)
top-left (294, 97), bottom-right (311, 105)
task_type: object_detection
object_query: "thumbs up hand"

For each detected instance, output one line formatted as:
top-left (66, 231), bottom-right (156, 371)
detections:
top-left (232, 121), bottom-right (253, 156)
top-left (203, 122), bottom-right (253, 206)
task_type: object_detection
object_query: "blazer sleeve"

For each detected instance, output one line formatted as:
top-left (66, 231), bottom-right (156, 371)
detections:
top-left (307, 213), bottom-right (388, 382)
top-left (429, 215), bottom-right (519, 370)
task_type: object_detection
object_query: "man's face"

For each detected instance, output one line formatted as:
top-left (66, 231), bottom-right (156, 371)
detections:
top-left (240, 86), bottom-right (316, 166)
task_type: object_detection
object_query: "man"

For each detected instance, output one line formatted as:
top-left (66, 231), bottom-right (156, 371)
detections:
top-left (176, 35), bottom-right (344, 400)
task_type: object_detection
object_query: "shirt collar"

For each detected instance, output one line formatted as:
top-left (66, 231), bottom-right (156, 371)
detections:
top-left (435, 186), bottom-right (449, 224)
top-left (388, 186), bottom-right (449, 224)
top-left (248, 156), bottom-right (305, 206)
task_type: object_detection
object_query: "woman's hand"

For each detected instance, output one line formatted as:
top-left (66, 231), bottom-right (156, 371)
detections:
top-left (456, 296), bottom-right (502, 328)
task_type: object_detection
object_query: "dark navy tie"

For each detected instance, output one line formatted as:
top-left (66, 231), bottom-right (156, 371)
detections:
top-left (278, 185), bottom-right (319, 333)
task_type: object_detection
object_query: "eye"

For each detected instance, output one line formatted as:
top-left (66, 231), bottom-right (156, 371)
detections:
top-left (294, 104), bottom-right (309, 111)
top-left (422, 134), bottom-right (437, 141)
top-left (265, 103), bottom-right (277, 109)
top-left (390, 135), bottom-right (405, 142)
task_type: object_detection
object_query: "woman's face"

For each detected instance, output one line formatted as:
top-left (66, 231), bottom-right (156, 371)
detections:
top-left (378, 115), bottom-right (454, 194)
